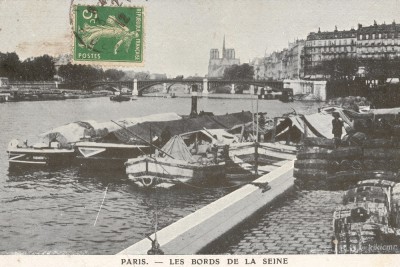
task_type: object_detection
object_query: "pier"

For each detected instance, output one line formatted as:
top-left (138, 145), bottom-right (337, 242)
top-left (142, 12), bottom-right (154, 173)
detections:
top-left (118, 160), bottom-right (295, 255)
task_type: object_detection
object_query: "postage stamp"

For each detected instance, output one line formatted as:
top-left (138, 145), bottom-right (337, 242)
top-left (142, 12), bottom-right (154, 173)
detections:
top-left (73, 5), bottom-right (143, 64)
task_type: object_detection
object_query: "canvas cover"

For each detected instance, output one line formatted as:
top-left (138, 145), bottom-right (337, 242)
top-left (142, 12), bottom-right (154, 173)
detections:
top-left (104, 111), bottom-right (253, 144)
top-left (274, 112), bottom-right (348, 140)
top-left (39, 121), bottom-right (95, 147)
top-left (38, 113), bottom-right (182, 147)
top-left (161, 135), bottom-right (194, 162)
top-left (88, 112), bottom-right (181, 133)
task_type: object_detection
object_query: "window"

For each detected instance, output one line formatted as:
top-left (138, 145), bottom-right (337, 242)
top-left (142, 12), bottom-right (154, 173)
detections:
top-left (372, 33), bottom-right (375, 39)
top-left (379, 33), bottom-right (382, 39)
top-left (366, 34), bottom-right (369, 40)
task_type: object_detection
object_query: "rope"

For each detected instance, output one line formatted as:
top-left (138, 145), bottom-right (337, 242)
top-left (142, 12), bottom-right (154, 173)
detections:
top-left (94, 183), bottom-right (109, 226)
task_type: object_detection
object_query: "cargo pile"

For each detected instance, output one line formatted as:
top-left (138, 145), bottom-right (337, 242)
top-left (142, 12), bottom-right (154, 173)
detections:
top-left (332, 179), bottom-right (400, 254)
top-left (327, 96), bottom-right (371, 112)
top-left (294, 137), bottom-right (400, 189)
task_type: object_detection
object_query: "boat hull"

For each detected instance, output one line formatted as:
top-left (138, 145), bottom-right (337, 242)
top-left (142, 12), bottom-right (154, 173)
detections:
top-left (110, 95), bottom-right (131, 102)
top-left (75, 142), bottom-right (152, 171)
top-left (7, 148), bottom-right (75, 170)
top-left (126, 157), bottom-right (226, 186)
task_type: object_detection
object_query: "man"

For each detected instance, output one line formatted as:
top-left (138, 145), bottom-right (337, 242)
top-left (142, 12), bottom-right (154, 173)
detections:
top-left (160, 126), bottom-right (171, 147)
top-left (332, 112), bottom-right (343, 148)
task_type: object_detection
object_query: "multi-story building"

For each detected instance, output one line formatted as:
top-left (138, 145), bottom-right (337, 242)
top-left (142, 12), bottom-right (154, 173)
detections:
top-left (258, 39), bottom-right (304, 81)
top-left (264, 50), bottom-right (286, 80)
top-left (304, 27), bottom-right (357, 78)
top-left (250, 21), bottom-right (400, 81)
top-left (208, 36), bottom-right (240, 78)
top-left (250, 57), bottom-right (266, 80)
top-left (285, 40), bottom-right (305, 79)
top-left (304, 21), bottom-right (400, 78)
top-left (357, 20), bottom-right (400, 59)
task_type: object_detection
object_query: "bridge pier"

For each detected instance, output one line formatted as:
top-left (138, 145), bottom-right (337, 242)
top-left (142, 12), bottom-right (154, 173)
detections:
top-left (202, 78), bottom-right (208, 96)
top-left (250, 85), bottom-right (255, 95)
top-left (231, 84), bottom-right (235, 94)
top-left (132, 79), bottom-right (138, 96)
top-left (163, 83), bottom-right (167, 93)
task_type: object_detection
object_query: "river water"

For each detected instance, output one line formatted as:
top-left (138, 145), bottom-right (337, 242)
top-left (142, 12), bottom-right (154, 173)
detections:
top-left (0, 96), bottom-right (322, 254)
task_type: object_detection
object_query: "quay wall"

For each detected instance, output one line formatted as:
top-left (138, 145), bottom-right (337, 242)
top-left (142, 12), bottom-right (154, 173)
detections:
top-left (118, 160), bottom-right (294, 255)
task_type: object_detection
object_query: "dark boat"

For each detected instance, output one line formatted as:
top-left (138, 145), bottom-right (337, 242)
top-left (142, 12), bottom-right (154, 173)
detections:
top-left (7, 140), bottom-right (75, 170)
top-left (75, 141), bottom-right (152, 171)
top-left (110, 95), bottom-right (131, 102)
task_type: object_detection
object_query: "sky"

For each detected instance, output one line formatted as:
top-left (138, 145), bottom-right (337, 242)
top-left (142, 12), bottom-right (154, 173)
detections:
top-left (1, 0), bottom-right (400, 77)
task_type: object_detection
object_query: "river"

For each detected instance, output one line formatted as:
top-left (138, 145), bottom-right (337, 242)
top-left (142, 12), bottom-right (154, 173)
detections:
top-left (0, 95), bottom-right (322, 254)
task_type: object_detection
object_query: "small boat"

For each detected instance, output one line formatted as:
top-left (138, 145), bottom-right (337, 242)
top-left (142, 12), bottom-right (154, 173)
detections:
top-left (110, 95), bottom-right (131, 102)
top-left (7, 140), bottom-right (75, 169)
top-left (163, 93), bottom-right (176, 98)
top-left (126, 135), bottom-right (228, 187)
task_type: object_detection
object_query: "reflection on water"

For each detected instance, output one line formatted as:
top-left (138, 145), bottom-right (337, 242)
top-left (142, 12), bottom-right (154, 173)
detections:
top-left (0, 97), bottom-right (322, 254)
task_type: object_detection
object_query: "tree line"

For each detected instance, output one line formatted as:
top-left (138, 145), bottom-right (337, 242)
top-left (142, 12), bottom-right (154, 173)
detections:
top-left (0, 52), bottom-right (126, 84)
top-left (306, 57), bottom-right (400, 83)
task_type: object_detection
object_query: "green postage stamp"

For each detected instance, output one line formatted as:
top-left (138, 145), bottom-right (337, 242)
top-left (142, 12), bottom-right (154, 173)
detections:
top-left (73, 5), bottom-right (143, 64)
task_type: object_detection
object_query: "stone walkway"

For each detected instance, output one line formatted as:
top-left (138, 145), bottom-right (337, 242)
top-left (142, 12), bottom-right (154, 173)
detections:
top-left (207, 190), bottom-right (344, 254)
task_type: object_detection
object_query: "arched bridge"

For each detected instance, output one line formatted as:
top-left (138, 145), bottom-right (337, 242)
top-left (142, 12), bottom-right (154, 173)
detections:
top-left (87, 78), bottom-right (283, 96)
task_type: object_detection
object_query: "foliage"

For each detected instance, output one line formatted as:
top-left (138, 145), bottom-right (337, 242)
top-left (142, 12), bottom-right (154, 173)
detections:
top-left (104, 69), bottom-right (125, 81)
top-left (361, 57), bottom-right (400, 83)
top-left (0, 52), bottom-right (21, 80)
top-left (308, 57), bottom-right (400, 82)
top-left (0, 52), bottom-right (127, 87)
top-left (223, 63), bottom-right (254, 80)
top-left (22, 55), bottom-right (56, 81)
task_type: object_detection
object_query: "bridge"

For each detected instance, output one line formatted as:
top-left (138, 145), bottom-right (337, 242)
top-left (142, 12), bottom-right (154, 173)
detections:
top-left (87, 78), bottom-right (284, 96)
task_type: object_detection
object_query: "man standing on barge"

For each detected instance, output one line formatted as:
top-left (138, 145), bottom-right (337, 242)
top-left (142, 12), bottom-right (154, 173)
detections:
top-left (332, 112), bottom-right (343, 148)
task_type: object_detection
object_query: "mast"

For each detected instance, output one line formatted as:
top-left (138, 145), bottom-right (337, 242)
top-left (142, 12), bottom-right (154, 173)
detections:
top-left (222, 35), bottom-right (226, 58)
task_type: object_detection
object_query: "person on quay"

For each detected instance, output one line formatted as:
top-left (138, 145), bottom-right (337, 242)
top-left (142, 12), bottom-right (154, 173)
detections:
top-left (332, 112), bottom-right (344, 148)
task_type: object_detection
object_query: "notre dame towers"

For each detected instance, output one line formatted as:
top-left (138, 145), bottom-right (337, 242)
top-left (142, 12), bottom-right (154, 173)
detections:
top-left (208, 36), bottom-right (240, 78)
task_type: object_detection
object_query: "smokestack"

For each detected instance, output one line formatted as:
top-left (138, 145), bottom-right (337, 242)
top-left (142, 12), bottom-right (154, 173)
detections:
top-left (190, 84), bottom-right (198, 118)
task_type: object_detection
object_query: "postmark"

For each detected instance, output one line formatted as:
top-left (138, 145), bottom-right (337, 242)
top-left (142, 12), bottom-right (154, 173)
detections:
top-left (73, 5), bottom-right (143, 64)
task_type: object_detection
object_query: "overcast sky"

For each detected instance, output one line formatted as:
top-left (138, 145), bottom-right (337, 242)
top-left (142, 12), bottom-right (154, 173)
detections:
top-left (1, 0), bottom-right (399, 76)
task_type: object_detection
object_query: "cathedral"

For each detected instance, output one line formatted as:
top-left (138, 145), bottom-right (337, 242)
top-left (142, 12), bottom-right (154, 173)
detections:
top-left (207, 36), bottom-right (240, 78)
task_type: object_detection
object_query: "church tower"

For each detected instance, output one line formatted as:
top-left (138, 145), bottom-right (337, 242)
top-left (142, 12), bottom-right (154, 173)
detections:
top-left (208, 35), bottom-right (240, 78)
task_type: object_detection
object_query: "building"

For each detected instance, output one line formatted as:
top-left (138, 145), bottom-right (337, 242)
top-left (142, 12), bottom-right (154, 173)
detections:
top-left (208, 36), bottom-right (240, 78)
top-left (357, 20), bottom-right (400, 60)
top-left (250, 57), bottom-right (266, 80)
top-left (304, 21), bottom-right (400, 78)
top-left (264, 50), bottom-right (286, 80)
top-left (304, 27), bottom-right (357, 78)
top-left (286, 40), bottom-right (305, 79)
top-left (257, 39), bottom-right (304, 81)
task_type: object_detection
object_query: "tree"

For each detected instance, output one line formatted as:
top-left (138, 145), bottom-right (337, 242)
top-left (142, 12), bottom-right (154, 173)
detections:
top-left (223, 64), bottom-right (254, 80)
top-left (0, 52), bottom-right (21, 81)
top-left (59, 63), bottom-right (104, 89)
top-left (104, 69), bottom-right (125, 81)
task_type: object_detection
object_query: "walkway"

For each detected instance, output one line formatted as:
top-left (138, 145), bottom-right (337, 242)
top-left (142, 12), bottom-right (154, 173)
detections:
top-left (206, 190), bottom-right (343, 254)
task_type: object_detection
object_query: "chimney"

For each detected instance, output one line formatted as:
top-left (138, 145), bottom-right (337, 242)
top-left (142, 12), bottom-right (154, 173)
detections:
top-left (190, 84), bottom-right (198, 117)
